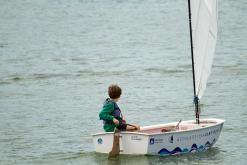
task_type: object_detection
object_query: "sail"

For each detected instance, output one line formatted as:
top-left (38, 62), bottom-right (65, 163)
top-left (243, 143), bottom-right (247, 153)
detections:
top-left (190, 0), bottom-right (218, 99)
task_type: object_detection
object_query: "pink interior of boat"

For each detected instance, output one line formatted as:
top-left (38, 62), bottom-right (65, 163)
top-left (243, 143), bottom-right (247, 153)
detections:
top-left (139, 121), bottom-right (217, 134)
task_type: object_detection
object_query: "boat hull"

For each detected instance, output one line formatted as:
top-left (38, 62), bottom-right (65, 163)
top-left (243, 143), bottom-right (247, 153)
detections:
top-left (92, 118), bottom-right (224, 156)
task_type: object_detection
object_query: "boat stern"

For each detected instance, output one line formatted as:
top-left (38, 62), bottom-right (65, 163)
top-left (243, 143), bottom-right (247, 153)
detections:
top-left (92, 131), bottom-right (149, 155)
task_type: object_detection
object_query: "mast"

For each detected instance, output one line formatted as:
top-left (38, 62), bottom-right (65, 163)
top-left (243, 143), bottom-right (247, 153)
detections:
top-left (187, 0), bottom-right (200, 124)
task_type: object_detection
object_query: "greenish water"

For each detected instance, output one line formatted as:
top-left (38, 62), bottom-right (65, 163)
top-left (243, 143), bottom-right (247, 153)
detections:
top-left (0, 0), bottom-right (246, 164)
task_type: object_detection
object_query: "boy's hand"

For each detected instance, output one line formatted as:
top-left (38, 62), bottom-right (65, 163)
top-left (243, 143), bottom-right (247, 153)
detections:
top-left (113, 118), bottom-right (119, 125)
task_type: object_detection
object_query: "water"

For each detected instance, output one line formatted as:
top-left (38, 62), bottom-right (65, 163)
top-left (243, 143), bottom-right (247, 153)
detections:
top-left (0, 0), bottom-right (246, 164)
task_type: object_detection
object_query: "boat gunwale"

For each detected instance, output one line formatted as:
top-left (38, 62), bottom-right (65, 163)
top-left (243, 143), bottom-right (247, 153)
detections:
top-left (92, 118), bottom-right (225, 137)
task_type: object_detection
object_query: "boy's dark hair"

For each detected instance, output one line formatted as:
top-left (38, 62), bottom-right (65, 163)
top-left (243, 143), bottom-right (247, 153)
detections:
top-left (108, 84), bottom-right (122, 99)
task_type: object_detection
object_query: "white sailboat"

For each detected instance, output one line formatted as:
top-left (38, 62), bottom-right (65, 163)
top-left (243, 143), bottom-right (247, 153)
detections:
top-left (92, 0), bottom-right (224, 156)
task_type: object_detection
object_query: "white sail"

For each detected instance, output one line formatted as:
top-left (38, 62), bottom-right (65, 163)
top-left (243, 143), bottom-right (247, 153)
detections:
top-left (191, 0), bottom-right (218, 99)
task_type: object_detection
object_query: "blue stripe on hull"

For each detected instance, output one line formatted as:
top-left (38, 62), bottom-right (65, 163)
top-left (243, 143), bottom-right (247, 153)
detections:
top-left (158, 139), bottom-right (215, 156)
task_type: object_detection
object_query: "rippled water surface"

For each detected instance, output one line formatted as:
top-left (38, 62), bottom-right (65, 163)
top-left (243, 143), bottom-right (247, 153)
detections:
top-left (0, 0), bottom-right (246, 164)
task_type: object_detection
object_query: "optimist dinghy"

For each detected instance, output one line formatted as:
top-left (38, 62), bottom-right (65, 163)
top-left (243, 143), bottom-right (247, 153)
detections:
top-left (93, 119), bottom-right (224, 155)
top-left (93, 0), bottom-right (224, 156)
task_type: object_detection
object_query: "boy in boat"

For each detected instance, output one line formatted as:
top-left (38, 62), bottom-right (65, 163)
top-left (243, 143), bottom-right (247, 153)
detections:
top-left (99, 84), bottom-right (140, 132)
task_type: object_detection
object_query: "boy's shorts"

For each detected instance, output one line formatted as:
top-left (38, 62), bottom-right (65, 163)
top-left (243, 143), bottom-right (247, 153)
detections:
top-left (117, 123), bottom-right (127, 131)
